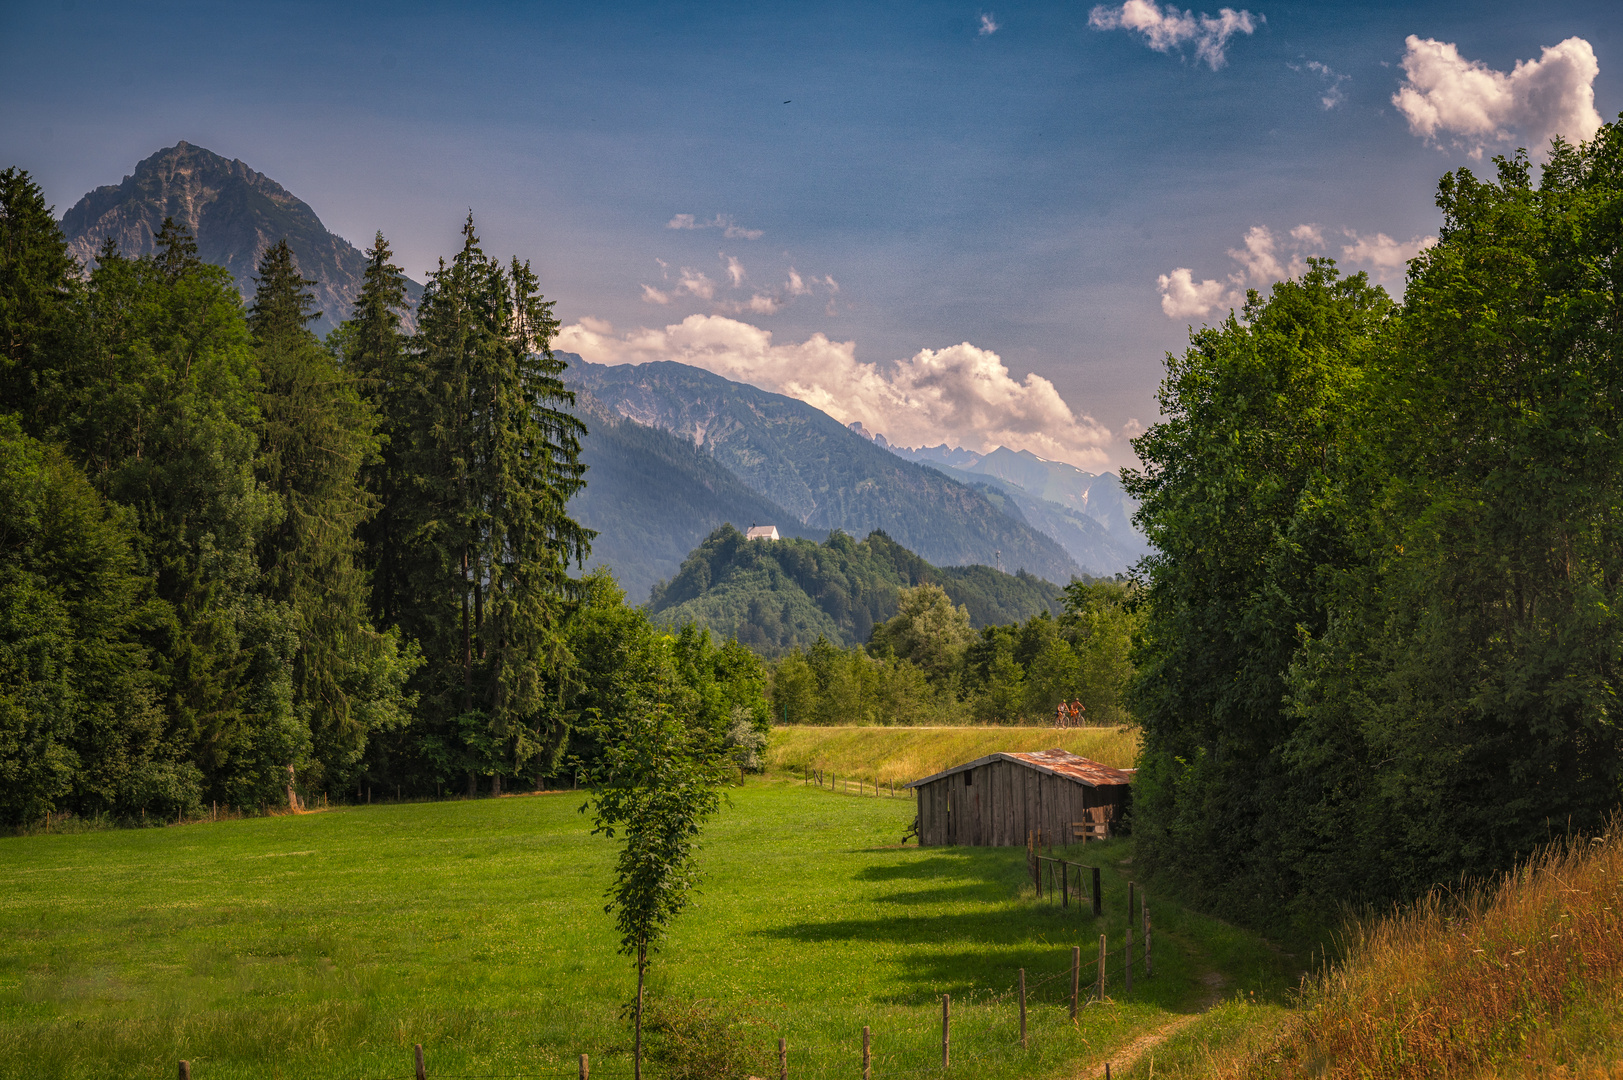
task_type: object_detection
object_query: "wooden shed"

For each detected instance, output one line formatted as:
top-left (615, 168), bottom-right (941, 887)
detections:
top-left (905, 749), bottom-right (1133, 847)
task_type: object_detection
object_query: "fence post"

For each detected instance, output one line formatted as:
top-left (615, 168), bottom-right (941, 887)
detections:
top-left (942, 993), bottom-right (951, 1068)
top-left (1019, 968), bottom-right (1027, 1048)
top-left (415, 1043), bottom-right (427, 1080)
top-left (863, 1025), bottom-right (871, 1080)
top-left (178, 1063), bottom-right (190, 1080)
top-left (579, 1053), bottom-right (588, 1080)
top-left (1127, 883), bottom-right (1135, 931)
top-left (1092, 867), bottom-right (1102, 917)
top-left (1144, 899), bottom-right (1153, 977)
top-left (1097, 934), bottom-right (1107, 1001)
top-left (1125, 923), bottom-right (1133, 994)
top-left (778, 1037), bottom-right (787, 1080)
top-left (1070, 944), bottom-right (1080, 1019)
top-left (1061, 860), bottom-right (1069, 908)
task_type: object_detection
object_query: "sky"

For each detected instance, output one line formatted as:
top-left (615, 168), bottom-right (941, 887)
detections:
top-left (3, 0), bottom-right (1619, 472)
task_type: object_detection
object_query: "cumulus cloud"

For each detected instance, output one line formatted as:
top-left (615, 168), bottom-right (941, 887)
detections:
top-left (1088, 0), bottom-right (1258, 70)
top-left (640, 284), bottom-right (671, 305)
top-left (1341, 230), bottom-right (1437, 270)
top-left (1157, 268), bottom-right (1234, 318)
top-left (787, 268), bottom-right (811, 296)
top-left (666, 213), bottom-right (764, 239)
top-left (1392, 35), bottom-right (1601, 158)
top-left (1157, 220), bottom-right (1435, 319)
top-left (556, 315), bottom-right (1113, 468)
top-left (979, 13), bottom-right (1000, 35)
top-left (724, 255), bottom-right (746, 288)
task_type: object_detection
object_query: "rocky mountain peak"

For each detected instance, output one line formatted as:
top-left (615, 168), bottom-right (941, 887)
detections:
top-left (59, 142), bottom-right (420, 335)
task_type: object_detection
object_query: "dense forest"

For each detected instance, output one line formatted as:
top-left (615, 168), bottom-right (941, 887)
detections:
top-left (1129, 124), bottom-right (1623, 920)
top-left (768, 577), bottom-right (1139, 727)
top-left (0, 168), bottom-right (769, 828)
top-left (648, 524), bottom-right (1069, 654)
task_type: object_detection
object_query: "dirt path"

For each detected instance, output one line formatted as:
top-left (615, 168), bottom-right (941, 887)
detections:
top-left (1075, 969), bottom-right (1230, 1078)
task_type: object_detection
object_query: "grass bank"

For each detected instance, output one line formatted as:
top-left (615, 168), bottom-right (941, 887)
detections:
top-left (0, 778), bottom-right (1290, 1080)
top-left (766, 725), bottom-right (1139, 786)
top-left (1116, 822), bottom-right (1623, 1079)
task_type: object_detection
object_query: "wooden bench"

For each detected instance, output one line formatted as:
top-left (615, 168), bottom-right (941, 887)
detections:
top-left (1071, 805), bottom-right (1114, 842)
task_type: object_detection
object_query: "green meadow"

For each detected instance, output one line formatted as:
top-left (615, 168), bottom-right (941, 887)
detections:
top-left (0, 780), bottom-right (1294, 1080)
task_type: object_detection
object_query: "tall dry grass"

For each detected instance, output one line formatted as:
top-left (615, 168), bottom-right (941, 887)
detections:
top-left (1217, 822), bottom-right (1623, 1079)
top-left (765, 724), bottom-right (1139, 786)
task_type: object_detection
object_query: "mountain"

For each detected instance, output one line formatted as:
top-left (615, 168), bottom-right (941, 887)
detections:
top-left (882, 442), bottom-right (1149, 572)
top-left (567, 358), bottom-right (1085, 584)
top-left (568, 393), bottom-right (819, 604)
top-left (59, 142), bottom-right (421, 335)
top-left (648, 525), bottom-right (1065, 656)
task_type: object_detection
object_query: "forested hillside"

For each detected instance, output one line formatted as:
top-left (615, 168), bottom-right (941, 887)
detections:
top-left (569, 359), bottom-right (1084, 583)
top-left (0, 166), bottom-right (770, 828)
top-left (567, 395), bottom-right (817, 603)
top-left (647, 525), bottom-right (1066, 654)
top-left (1130, 126), bottom-right (1623, 923)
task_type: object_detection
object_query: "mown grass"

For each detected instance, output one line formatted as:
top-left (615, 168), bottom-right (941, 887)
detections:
top-left (0, 777), bottom-right (1292, 1080)
top-left (1119, 822), bottom-right (1623, 1080)
top-left (766, 725), bottom-right (1140, 786)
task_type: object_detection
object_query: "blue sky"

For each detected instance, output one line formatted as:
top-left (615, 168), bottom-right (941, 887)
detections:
top-left (3, 0), bottom-right (1619, 470)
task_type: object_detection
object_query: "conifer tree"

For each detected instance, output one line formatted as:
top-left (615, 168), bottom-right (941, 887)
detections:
top-left (0, 168), bottom-right (79, 427)
top-left (250, 239), bottom-right (414, 794)
top-left (406, 215), bottom-right (591, 795)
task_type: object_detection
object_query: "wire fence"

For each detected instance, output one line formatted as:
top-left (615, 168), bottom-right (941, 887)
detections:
top-left (167, 941), bottom-right (1155, 1080)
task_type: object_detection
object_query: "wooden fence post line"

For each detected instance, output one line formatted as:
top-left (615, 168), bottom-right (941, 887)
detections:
top-left (1125, 924), bottom-right (1133, 994)
top-left (415, 1043), bottom-right (426, 1080)
top-left (579, 1053), bottom-right (588, 1080)
top-left (1070, 944), bottom-right (1080, 1019)
top-left (1091, 866), bottom-right (1102, 917)
top-left (1019, 967), bottom-right (1027, 1048)
top-left (1145, 902), bottom-right (1153, 977)
top-left (178, 1062), bottom-right (190, 1080)
top-left (942, 993), bottom-right (951, 1068)
top-left (863, 1025), bottom-right (871, 1080)
top-left (778, 1037), bottom-right (787, 1080)
top-left (1097, 934), bottom-right (1107, 1001)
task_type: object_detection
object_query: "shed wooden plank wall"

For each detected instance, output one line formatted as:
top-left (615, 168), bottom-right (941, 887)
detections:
top-left (913, 760), bottom-right (1131, 847)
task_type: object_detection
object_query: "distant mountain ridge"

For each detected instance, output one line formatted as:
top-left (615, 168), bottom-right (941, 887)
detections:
top-left (876, 440), bottom-right (1148, 571)
top-left (567, 357), bottom-right (1086, 584)
top-left (59, 142), bottom-right (421, 335)
top-left (567, 392), bottom-right (821, 603)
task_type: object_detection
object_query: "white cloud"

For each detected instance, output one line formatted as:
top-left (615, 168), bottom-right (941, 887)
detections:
top-left (665, 213), bottom-right (764, 239)
top-left (1121, 418), bottom-right (1146, 439)
top-left (1392, 35), bottom-right (1601, 158)
top-left (786, 268), bottom-right (812, 296)
top-left (676, 268), bottom-right (715, 300)
top-left (1340, 230), bottom-right (1437, 270)
top-left (1157, 267), bottom-right (1235, 318)
top-left (556, 315), bottom-right (1114, 469)
top-left (1228, 225), bottom-right (1282, 283)
top-left (1301, 60), bottom-right (1348, 109)
top-left (1158, 219), bottom-right (1432, 319)
top-left (640, 284), bottom-right (671, 305)
top-left (724, 254), bottom-right (746, 288)
top-left (979, 13), bottom-right (1000, 35)
top-left (1088, 0), bottom-right (1259, 70)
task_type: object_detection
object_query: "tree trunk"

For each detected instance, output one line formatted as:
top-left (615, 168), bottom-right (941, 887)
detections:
top-left (286, 764), bottom-right (300, 812)
top-left (467, 771), bottom-right (477, 798)
top-left (461, 545), bottom-right (472, 713)
top-left (492, 772), bottom-right (502, 797)
top-left (635, 944), bottom-right (646, 1080)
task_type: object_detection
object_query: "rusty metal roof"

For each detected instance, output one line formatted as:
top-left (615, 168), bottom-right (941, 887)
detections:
top-left (904, 748), bottom-right (1135, 789)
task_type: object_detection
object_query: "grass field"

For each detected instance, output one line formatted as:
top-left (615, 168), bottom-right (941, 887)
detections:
top-left (765, 726), bottom-right (1140, 786)
top-left (0, 777), bottom-right (1293, 1080)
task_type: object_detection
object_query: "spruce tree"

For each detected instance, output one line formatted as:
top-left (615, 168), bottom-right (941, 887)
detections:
top-left (0, 168), bottom-right (79, 428)
top-left (407, 215), bottom-right (591, 795)
top-left (250, 239), bottom-right (414, 795)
